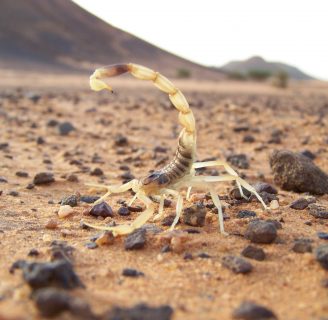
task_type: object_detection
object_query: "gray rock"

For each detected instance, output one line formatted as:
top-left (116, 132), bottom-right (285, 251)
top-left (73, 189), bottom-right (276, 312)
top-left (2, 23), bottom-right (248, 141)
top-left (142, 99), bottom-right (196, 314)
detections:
top-left (232, 301), bottom-right (277, 319)
top-left (241, 245), bottom-right (266, 261)
top-left (315, 245), bottom-right (328, 270)
top-left (245, 220), bottom-right (277, 244)
top-left (227, 154), bottom-right (249, 169)
top-left (254, 182), bottom-right (278, 195)
top-left (61, 194), bottom-right (79, 207)
top-left (308, 203), bottom-right (328, 219)
top-left (33, 172), bottom-right (55, 185)
top-left (58, 122), bottom-right (75, 136)
top-left (292, 238), bottom-right (313, 253)
top-left (89, 202), bottom-right (114, 218)
top-left (182, 204), bottom-right (207, 227)
top-left (222, 255), bottom-right (253, 274)
top-left (237, 210), bottom-right (257, 219)
top-left (290, 198), bottom-right (309, 210)
top-left (125, 228), bottom-right (147, 250)
top-left (270, 150), bottom-right (328, 194)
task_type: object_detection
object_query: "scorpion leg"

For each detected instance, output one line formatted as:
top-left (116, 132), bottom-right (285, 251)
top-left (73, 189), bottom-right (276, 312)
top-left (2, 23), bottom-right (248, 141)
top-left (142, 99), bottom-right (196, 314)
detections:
top-left (209, 187), bottom-right (228, 235)
top-left (193, 161), bottom-right (249, 200)
top-left (153, 195), bottom-right (165, 222)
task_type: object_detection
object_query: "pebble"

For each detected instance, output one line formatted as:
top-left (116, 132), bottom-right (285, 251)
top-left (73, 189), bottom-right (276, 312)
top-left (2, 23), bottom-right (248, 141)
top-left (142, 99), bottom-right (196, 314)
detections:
top-left (232, 301), bottom-right (277, 319)
top-left (254, 182), bottom-right (278, 195)
top-left (318, 232), bottom-right (328, 240)
top-left (290, 198), bottom-right (309, 210)
top-left (243, 135), bottom-right (255, 143)
top-left (229, 186), bottom-right (251, 200)
top-left (161, 215), bottom-right (177, 227)
top-left (241, 245), bottom-right (266, 261)
top-left (85, 242), bottom-right (98, 249)
top-left (125, 228), bottom-right (147, 250)
top-left (118, 206), bottom-right (130, 216)
top-left (237, 210), bottom-right (257, 219)
top-left (50, 241), bottom-right (74, 263)
top-left (26, 183), bottom-right (35, 189)
top-left (222, 255), bottom-right (253, 274)
top-left (8, 190), bottom-right (19, 197)
top-left (58, 122), bottom-right (75, 136)
top-left (270, 200), bottom-right (279, 209)
top-left (114, 134), bottom-right (128, 146)
top-left (80, 195), bottom-right (100, 204)
top-left (45, 219), bottom-right (58, 230)
top-left (16, 171), bottom-right (29, 177)
top-left (308, 203), bottom-right (328, 219)
top-left (122, 268), bottom-right (144, 277)
top-left (104, 303), bottom-right (173, 320)
top-left (245, 220), bottom-right (277, 244)
top-left (89, 202), bottom-right (114, 218)
top-left (315, 245), bottom-right (328, 270)
top-left (66, 174), bottom-right (78, 182)
top-left (95, 231), bottom-right (114, 246)
top-left (90, 167), bottom-right (103, 176)
top-left (292, 238), bottom-right (313, 253)
top-left (182, 203), bottom-right (207, 227)
top-left (270, 150), bottom-right (328, 195)
top-left (33, 172), bottom-right (55, 185)
top-left (28, 249), bottom-right (40, 257)
top-left (300, 149), bottom-right (316, 160)
top-left (58, 205), bottom-right (74, 218)
top-left (61, 194), bottom-right (79, 207)
top-left (227, 154), bottom-right (249, 169)
top-left (10, 260), bottom-right (84, 290)
top-left (0, 176), bottom-right (8, 183)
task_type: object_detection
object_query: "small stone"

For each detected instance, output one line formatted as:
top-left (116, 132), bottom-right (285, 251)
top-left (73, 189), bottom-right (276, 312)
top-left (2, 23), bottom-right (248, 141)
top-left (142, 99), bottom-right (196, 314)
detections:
top-left (120, 171), bottom-right (135, 181)
top-left (270, 150), bottom-right (328, 195)
top-left (227, 154), bottom-right (249, 169)
top-left (237, 210), bottom-right (257, 219)
top-left (292, 238), bottom-right (313, 253)
top-left (182, 204), bottom-right (207, 227)
top-left (47, 119), bottom-right (59, 127)
top-left (58, 205), bottom-right (74, 218)
top-left (254, 182), bottom-right (278, 195)
top-left (58, 122), bottom-right (75, 136)
top-left (300, 150), bottom-right (316, 160)
top-left (118, 206), bottom-right (130, 216)
top-left (198, 252), bottom-right (211, 259)
top-left (66, 174), bottom-right (78, 182)
top-left (45, 219), bottom-right (58, 229)
top-left (128, 205), bottom-right (143, 212)
top-left (36, 136), bottom-right (45, 145)
top-left (8, 190), bottom-right (19, 197)
top-left (315, 245), bottom-right (328, 270)
top-left (85, 242), bottom-right (98, 249)
top-left (290, 198), bottom-right (309, 210)
top-left (104, 304), bottom-right (173, 320)
top-left (318, 232), bottom-right (328, 240)
top-left (114, 134), bottom-right (128, 146)
top-left (141, 224), bottom-right (163, 234)
top-left (161, 215), bottom-right (177, 227)
top-left (90, 167), bottom-right (103, 176)
top-left (28, 249), bottom-right (40, 257)
top-left (125, 228), bottom-right (146, 250)
top-left (232, 301), bottom-right (277, 319)
top-left (95, 231), bottom-right (114, 246)
top-left (0, 176), bottom-right (8, 183)
top-left (245, 220), bottom-right (277, 244)
top-left (241, 245), bottom-right (266, 261)
top-left (308, 203), bottom-right (328, 219)
top-left (26, 183), bottom-right (35, 189)
top-left (222, 255), bottom-right (253, 274)
top-left (243, 135), bottom-right (255, 143)
top-left (80, 195), bottom-right (100, 204)
top-left (122, 268), bottom-right (144, 277)
top-left (270, 200), bottom-right (279, 209)
top-left (61, 194), bottom-right (79, 207)
top-left (89, 202), bottom-right (114, 218)
top-left (33, 172), bottom-right (55, 185)
top-left (16, 171), bottom-right (29, 178)
top-left (229, 187), bottom-right (251, 200)
top-left (183, 253), bottom-right (193, 260)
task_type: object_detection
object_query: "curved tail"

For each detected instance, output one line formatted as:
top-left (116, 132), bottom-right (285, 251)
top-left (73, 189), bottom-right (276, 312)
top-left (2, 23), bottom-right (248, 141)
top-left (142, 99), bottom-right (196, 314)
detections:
top-left (89, 63), bottom-right (196, 151)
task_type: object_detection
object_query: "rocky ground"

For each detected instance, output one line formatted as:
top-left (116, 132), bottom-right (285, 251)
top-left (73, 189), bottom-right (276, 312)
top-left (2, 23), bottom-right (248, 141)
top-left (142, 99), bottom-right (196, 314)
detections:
top-left (0, 75), bottom-right (328, 320)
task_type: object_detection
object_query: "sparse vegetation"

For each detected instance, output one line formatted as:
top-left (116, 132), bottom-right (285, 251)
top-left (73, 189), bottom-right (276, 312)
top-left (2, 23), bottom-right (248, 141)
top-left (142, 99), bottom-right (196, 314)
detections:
top-left (176, 68), bottom-right (191, 78)
top-left (272, 70), bottom-right (289, 88)
top-left (227, 71), bottom-right (246, 81)
top-left (247, 69), bottom-right (272, 81)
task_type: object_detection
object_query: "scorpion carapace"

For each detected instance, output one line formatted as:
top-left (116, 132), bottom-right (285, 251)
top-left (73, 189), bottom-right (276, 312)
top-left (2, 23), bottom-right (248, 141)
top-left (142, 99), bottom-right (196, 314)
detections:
top-left (85, 63), bottom-right (268, 236)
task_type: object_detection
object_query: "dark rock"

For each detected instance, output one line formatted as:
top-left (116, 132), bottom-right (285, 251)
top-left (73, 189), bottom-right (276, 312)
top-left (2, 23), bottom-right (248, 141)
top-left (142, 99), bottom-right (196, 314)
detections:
top-left (266, 219), bottom-right (282, 230)
top-left (182, 204), bottom-right (207, 227)
top-left (36, 136), bottom-right (45, 145)
top-left (292, 238), bottom-right (313, 253)
top-left (232, 301), bottom-right (277, 319)
top-left (25, 92), bottom-right (41, 103)
top-left (33, 172), bottom-right (55, 185)
top-left (237, 210), bottom-right (257, 219)
top-left (290, 198), bottom-right (309, 210)
top-left (90, 167), bottom-right (104, 176)
top-left (58, 122), bottom-right (75, 136)
top-left (318, 232), bottom-right (328, 240)
top-left (80, 195), bottom-right (100, 204)
top-left (50, 241), bottom-right (74, 263)
top-left (161, 215), bottom-right (177, 227)
top-left (183, 253), bottom-right (193, 260)
top-left (47, 119), bottom-right (59, 127)
top-left (241, 245), bottom-right (266, 261)
top-left (128, 205), bottom-right (143, 212)
top-left (118, 206), bottom-right (130, 216)
top-left (10, 260), bottom-right (84, 290)
top-left (0, 142), bottom-right (9, 150)
top-left (270, 150), bottom-right (328, 194)
top-left (114, 134), bottom-right (128, 146)
top-left (222, 255), bottom-right (253, 274)
top-left (300, 150), bottom-right (316, 160)
top-left (104, 303), bottom-right (173, 320)
top-left (28, 249), bottom-right (40, 257)
top-left (198, 252), bottom-right (211, 259)
top-left (67, 174), bottom-right (79, 182)
top-left (227, 154), bottom-right (249, 169)
top-left (245, 220), bottom-right (277, 244)
top-left (120, 171), bottom-right (135, 181)
top-left (243, 135), bottom-right (255, 143)
top-left (234, 125), bottom-right (249, 132)
top-left (254, 182), bottom-right (278, 195)
top-left (229, 186), bottom-right (251, 200)
top-left (141, 224), bottom-right (162, 234)
top-left (125, 228), bottom-right (146, 250)
top-left (26, 183), bottom-right (35, 189)
top-left (85, 242), bottom-right (98, 249)
top-left (308, 203), bottom-right (328, 219)
top-left (122, 268), bottom-right (144, 277)
top-left (61, 194), bottom-right (79, 207)
top-left (89, 202), bottom-right (114, 218)
top-left (8, 190), bottom-right (19, 197)
top-left (154, 146), bottom-right (168, 153)
top-left (0, 176), bottom-right (8, 183)
top-left (256, 191), bottom-right (278, 205)
top-left (315, 245), bottom-right (328, 270)
top-left (16, 171), bottom-right (29, 178)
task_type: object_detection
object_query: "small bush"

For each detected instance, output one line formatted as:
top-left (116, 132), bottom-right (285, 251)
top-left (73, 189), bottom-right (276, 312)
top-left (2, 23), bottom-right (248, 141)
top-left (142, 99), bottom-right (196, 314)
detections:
top-left (227, 71), bottom-right (246, 81)
top-left (272, 70), bottom-right (289, 88)
top-left (247, 69), bottom-right (272, 81)
top-left (176, 68), bottom-right (191, 79)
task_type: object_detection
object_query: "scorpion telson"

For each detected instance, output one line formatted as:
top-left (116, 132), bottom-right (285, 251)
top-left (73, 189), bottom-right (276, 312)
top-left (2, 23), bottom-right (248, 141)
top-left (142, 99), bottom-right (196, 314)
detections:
top-left (84, 63), bottom-right (268, 236)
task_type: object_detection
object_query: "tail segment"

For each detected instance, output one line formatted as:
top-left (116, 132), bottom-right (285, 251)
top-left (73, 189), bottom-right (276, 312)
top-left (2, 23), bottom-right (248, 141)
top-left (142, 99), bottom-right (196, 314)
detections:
top-left (89, 63), bottom-right (196, 150)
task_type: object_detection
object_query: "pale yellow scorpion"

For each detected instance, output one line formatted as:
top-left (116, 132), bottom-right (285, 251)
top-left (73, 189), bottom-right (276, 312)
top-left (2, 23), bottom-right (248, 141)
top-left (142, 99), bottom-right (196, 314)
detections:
top-left (85, 63), bottom-right (267, 236)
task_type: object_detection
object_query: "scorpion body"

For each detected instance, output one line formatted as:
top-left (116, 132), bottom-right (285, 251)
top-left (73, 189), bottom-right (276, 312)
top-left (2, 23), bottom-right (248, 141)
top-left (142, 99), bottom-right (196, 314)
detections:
top-left (85, 63), bottom-right (267, 236)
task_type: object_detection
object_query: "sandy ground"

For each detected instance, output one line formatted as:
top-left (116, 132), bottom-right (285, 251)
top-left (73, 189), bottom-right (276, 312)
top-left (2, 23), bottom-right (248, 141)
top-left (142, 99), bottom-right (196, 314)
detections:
top-left (0, 72), bottom-right (328, 320)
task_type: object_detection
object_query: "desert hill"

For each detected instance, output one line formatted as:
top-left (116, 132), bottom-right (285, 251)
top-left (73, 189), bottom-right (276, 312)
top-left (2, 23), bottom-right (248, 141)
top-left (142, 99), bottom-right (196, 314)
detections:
top-left (221, 56), bottom-right (314, 80)
top-left (0, 0), bottom-right (222, 79)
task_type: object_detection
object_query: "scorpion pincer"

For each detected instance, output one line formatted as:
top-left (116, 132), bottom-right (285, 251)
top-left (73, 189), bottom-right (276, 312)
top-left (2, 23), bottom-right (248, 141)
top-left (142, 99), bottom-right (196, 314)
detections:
top-left (84, 63), bottom-right (268, 236)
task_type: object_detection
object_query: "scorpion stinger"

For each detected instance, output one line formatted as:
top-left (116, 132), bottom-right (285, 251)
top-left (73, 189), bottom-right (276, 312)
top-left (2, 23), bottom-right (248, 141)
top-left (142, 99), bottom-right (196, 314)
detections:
top-left (84, 63), bottom-right (268, 236)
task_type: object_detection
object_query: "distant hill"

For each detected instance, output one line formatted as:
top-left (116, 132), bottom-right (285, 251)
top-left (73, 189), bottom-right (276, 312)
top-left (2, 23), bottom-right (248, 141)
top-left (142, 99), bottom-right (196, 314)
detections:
top-left (0, 0), bottom-right (223, 79)
top-left (220, 56), bottom-right (314, 80)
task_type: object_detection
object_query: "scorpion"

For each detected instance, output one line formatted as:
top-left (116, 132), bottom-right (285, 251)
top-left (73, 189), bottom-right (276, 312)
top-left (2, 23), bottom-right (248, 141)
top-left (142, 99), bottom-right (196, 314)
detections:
top-left (85, 63), bottom-right (268, 236)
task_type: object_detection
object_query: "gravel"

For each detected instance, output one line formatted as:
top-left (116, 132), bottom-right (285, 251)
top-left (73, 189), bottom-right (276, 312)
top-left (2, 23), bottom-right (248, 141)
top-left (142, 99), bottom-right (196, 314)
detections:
top-left (245, 220), bottom-right (277, 244)
top-left (237, 210), bottom-right (257, 219)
